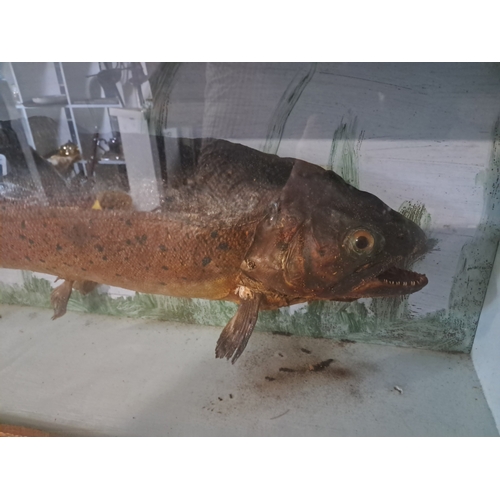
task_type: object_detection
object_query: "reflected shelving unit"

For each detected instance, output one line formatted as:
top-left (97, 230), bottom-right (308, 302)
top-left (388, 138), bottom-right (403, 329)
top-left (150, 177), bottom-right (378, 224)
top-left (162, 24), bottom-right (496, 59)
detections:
top-left (0, 62), bottom-right (151, 182)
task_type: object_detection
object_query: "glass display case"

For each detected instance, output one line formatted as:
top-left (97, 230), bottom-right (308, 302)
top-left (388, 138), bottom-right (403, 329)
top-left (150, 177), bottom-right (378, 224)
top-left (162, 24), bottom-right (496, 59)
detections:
top-left (0, 63), bottom-right (498, 436)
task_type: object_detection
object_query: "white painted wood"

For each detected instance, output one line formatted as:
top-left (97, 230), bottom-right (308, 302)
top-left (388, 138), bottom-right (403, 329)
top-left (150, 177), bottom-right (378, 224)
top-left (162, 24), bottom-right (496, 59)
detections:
top-left (472, 243), bottom-right (500, 433)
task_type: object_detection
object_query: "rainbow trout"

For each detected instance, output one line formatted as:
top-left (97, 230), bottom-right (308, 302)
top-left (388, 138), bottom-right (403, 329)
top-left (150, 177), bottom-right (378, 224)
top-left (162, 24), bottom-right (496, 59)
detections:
top-left (0, 139), bottom-right (428, 363)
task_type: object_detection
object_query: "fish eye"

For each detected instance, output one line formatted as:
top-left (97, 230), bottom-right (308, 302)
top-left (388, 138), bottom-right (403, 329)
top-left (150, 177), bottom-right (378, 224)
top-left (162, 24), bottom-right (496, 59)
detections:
top-left (345, 229), bottom-right (376, 255)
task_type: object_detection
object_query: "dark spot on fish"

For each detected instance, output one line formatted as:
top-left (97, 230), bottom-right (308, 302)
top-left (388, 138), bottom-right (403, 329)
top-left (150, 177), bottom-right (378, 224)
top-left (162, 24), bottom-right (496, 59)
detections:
top-left (102, 256), bottom-right (108, 261)
top-left (218, 397), bottom-right (223, 401)
top-left (43, 223), bottom-right (47, 228)
top-left (265, 377), bottom-right (276, 382)
top-left (211, 231), bottom-right (218, 238)
top-left (65, 222), bottom-right (90, 247)
top-left (278, 353), bottom-right (284, 357)
top-left (89, 260), bottom-right (94, 264)
top-left (126, 239), bottom-right (132, 245)
top-left (145, 266), bottom-right (150, 271)
top-left (301, 348), bottom-right (312, 354)
top-left (159, 245), bottom-right (167, 252)
top-left (202, 257), bottom-right (211, 267)
top-left (229, 394), bottom-right (233, 399)
top-left (309, 359), bottom-right (334, 372)
top-left (279, 367), bottom-right (295, 373)
top-left (181, 277), bottom-right (188, 281)
top-left (158, 282), bottom-right (166, 286)
top-left (217, 242), bottom-right (229, 251)
top-left (95, 244), bottom-right (104, 252)
top-left (135, 234), bottom-right (147, 245)
top-left (19, 234), bottom-right (26, 240)
top-left (125, 219), bottom-right (132, 226)
top-left (39, 259), bottom-right (45, 263)
top-left (56, 244), bottom-right (62, 251)
top-left (25, 256), bottom-right (31, 261)
top-left (28, 239), bottom-right (34, 245)
top-left (162, 266), bottom-right (169, 271)
top-left (115, 273), bottom-right (121, 277)
top-left (272, 330), bottom-right (292, 336)
top-left (21, 220), bottom-right (26, 229)
top-left (340, 339), bottom-right (357, 344)
top-left (81, 268), bottom-right (87, 271)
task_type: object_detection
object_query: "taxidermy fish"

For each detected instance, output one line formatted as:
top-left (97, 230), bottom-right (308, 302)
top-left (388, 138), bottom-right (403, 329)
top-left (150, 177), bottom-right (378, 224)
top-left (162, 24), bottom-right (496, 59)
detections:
top-left (0, 139), bottom-right (428, 363)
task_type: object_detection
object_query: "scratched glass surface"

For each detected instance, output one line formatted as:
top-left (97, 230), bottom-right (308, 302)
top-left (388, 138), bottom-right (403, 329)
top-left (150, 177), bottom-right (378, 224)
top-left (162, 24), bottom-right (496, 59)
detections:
top-left (1, 62), bottom-right (499, 359)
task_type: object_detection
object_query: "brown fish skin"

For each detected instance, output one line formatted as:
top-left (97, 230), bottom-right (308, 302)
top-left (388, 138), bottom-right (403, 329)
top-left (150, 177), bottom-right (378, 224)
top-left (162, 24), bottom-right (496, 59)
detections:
top-left (0, 205), bottom-right (254, 303)
top-left (0, 139), bottom-right (429, 363)
top-left (241, 159), bottom-right (429, 305)
top-left (50, 190), bottom-right (134, 319)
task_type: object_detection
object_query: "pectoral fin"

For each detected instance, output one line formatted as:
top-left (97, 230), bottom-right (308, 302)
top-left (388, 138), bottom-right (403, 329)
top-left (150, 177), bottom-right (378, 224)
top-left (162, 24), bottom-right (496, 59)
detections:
top-left (215, 293), bottom-right (262, 364)
top-left (50, 280), bottom-right (74, 320)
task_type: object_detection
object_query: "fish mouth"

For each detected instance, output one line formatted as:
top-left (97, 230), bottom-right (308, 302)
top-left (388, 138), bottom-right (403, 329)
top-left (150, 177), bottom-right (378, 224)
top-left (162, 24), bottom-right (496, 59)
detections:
top-left (353, 266), bottom-right (428, 296)
top-left (376, 266), bottom-right (427, 289)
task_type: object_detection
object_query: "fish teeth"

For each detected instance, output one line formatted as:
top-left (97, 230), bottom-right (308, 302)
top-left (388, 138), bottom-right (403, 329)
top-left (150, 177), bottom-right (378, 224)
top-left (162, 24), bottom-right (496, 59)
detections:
top-left (382, 278), bottom-right (420, 286)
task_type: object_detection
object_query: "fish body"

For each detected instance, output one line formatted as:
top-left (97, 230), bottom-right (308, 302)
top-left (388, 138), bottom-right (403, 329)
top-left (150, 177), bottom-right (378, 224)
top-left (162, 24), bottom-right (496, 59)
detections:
top-left (0, 139), bottom-right (428, 362)
top-left (0, 204), bottom-right (254, 303)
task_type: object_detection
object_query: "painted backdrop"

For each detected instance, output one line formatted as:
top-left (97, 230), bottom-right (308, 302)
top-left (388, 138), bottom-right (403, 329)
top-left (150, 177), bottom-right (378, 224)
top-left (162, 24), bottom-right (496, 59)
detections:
top-left (1, 63), bottom-right (499, 352)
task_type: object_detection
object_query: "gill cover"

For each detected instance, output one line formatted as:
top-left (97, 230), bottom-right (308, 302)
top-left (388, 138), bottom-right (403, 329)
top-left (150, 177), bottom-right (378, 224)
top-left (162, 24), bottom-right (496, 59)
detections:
top-left (241, 159), bottom-right (351, 297)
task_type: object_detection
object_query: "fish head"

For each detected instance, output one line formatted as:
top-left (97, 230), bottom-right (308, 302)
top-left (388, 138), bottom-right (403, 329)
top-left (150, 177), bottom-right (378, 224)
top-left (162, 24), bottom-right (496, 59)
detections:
top-left (242, 160), bottom-right (428, 301)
